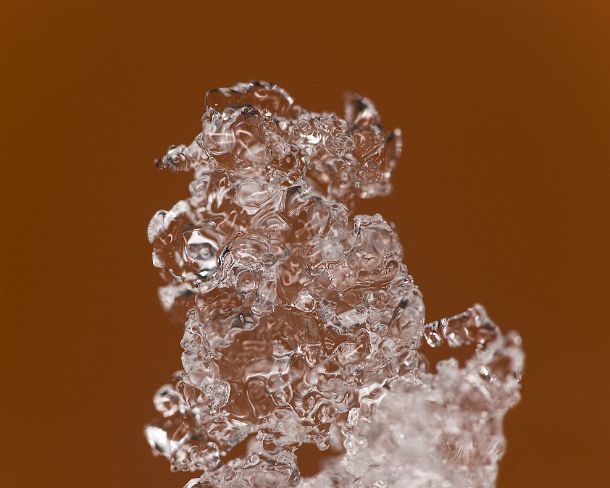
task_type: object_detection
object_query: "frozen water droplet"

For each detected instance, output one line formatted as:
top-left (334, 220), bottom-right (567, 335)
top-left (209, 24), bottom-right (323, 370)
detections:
top-left (156, 145), bottom-right (190, 171)
top-left (424, 321), bottom-right (443, 348)
top-left (294, 291), bottom-right (316, 312)
top-left (153, 384), bottom-right (183, 417)
top-left (183, 228), bottom-right (218, 276)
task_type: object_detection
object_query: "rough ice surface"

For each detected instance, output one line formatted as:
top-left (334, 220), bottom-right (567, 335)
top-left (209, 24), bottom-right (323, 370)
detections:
top-left (145, 81), bottom-right (524, 488)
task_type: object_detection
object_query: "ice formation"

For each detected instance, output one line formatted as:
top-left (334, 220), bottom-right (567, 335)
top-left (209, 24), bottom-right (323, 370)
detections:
top-left (145, 81), bottom-right (524, 488)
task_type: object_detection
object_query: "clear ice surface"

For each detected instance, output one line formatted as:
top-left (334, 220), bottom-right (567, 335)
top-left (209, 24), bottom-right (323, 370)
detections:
top-left (145, 81), bottom-right (524, 488)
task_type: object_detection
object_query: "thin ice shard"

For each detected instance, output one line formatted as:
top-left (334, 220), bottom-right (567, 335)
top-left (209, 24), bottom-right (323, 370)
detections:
top-left (145, 81), bottom-right (524, 487)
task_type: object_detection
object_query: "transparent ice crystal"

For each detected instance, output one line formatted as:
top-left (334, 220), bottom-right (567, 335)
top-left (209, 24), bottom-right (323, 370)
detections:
top-left (145, 81), bottom-right (524, 488)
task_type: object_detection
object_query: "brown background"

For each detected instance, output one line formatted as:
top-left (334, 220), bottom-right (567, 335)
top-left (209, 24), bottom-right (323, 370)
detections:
top-left (1, 1), bottom-right (609, 486)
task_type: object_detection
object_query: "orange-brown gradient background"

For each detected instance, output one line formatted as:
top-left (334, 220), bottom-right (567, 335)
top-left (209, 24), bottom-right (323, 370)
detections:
top-left (1, 1), bottom-right (609, 486)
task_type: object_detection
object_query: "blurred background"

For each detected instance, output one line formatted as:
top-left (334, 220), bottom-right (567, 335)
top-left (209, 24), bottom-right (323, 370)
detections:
top-left (1, 1), bottom-right (609, 486)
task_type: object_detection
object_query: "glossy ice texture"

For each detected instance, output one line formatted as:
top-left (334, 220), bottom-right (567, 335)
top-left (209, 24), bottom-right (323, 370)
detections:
top-left (145, 82), bottom-right (523, 487)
